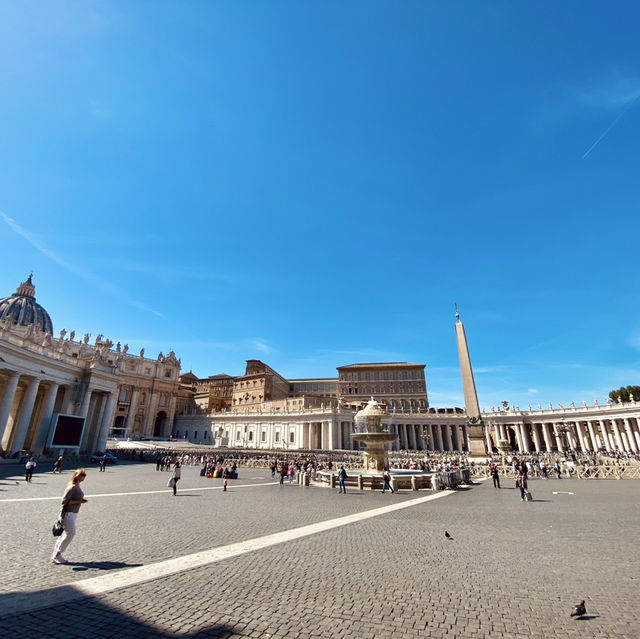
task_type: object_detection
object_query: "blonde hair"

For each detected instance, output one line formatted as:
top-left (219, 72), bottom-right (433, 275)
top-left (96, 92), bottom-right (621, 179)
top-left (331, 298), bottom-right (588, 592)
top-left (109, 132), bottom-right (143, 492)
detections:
top-left (70, 468), bottom-right (87, 484)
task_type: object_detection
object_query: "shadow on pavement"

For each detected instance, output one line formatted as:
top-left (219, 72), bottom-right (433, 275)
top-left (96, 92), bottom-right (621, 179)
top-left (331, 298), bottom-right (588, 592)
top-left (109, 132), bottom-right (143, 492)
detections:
top-left (0, 585), bottom-right (240, 638)
top-left (69, 561), bottom-right (143, 571)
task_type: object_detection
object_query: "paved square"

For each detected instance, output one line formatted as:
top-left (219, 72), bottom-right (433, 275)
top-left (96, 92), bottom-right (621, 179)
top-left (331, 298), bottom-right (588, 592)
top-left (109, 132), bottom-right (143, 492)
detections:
top-left (1, 461), bottom-right (639, 638)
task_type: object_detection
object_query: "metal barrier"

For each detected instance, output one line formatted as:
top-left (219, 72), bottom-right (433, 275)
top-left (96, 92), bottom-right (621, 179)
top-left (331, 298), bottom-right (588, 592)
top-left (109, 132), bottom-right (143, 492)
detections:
top-left (437, 471), bottom-right (461, 489)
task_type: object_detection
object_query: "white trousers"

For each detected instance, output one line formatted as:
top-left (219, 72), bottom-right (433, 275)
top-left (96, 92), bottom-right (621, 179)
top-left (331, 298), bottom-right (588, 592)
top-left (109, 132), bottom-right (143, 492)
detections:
top-left (53, 512), bottom-right (77, 557)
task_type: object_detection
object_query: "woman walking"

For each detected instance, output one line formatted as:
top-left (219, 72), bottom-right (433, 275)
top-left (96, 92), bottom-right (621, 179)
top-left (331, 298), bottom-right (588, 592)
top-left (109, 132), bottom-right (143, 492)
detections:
top-left (170, 461), bottom-right (181, 495)
top-left (51, 468), bottom-right (88, 564)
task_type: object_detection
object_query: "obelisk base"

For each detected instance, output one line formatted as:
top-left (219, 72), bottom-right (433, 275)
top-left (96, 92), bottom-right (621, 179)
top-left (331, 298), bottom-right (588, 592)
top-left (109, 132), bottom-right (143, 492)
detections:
top-left (466, 422), bottom-right (488, 457)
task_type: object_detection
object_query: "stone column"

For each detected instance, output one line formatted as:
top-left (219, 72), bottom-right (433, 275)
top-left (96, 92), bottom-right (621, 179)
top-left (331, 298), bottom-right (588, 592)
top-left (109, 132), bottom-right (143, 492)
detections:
top-left (575, 422), bottom-right (588, 451)
top-left (609, 418), bottom-right (624, 452)
top-left (519, 424), bottom-right (530, 453)
top-left (93, 392), bottom-right (118, 453)
top-left (451, 425), bottom-right (460, 451)
top-left (565, 424), bottom-right (577, 450)
top-left (586, 420), bottom-right (599, 451)
top-left (513, 425), bottom-right (523, 452)
top-left (531, 423), bottom-right (542, 452)
top-left (408, 423), bottom-right (417, 450)
top-left (542, 422), bottom-right (553, 453)
top-left (434, 424), bottom-right (443, 451)
top-left (9, 377), bottom-right (41, 454)
top-left (0, 372), bottom-right (21, 449)
top-left (126, 388), bottom-right (139, 437)
top-left (625, 417), bottom-right (640, 452)
top-left (620, 428), bottom-right (631, 452)
top-left (598, 420), bottom-right (612, 451)
top-left (33, 382), bottom-right (60, 454)
top-left (143, 392), bottom-right (159, 436)
top-left (552, 423), bottom-right (564, 451)
top-left (443, 424), bottom-right (452, 451)
top-left (484, 423), bottom-right (493, 452)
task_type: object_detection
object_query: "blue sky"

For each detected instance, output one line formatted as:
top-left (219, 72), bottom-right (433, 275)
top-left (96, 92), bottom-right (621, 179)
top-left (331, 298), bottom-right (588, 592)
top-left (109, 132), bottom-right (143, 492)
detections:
top-left (1, 1), bottom-right (639, 410)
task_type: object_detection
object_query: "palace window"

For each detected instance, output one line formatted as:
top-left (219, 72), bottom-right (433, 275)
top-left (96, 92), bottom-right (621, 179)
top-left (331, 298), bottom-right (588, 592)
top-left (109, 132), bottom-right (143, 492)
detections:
top-left (289, 431), bottom-right (295, 443)
top-left (261, 431), bottom-right (266, 442)
top-left (275, 432), bottom-right (280, 442)
top-left (119, 389), bottom-right (128, 402)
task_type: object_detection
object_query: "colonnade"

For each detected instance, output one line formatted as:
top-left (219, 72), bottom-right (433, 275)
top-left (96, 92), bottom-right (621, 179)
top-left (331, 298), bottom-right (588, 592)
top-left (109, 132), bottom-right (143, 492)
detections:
top-left (200, 418), bottom-right (472, 452)
top-left (387, 422), bottom-right (469, 452)
top-left (0, 371), bottom-right (117, 455)
top-left (487, 417), bottom-right (640, 454)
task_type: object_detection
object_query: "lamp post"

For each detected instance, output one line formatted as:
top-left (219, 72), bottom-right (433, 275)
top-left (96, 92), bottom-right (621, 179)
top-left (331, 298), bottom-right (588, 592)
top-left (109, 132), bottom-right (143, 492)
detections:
top-left (421, 425), bottom-right (431, 452)
top-left (558, 418), bottom-right (570, 453)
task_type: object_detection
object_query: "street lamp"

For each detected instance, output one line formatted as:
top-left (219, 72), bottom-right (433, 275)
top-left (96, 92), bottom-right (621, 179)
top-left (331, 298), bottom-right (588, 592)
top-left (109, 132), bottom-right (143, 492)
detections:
top-left (421, 425), bottom-right (431, 452)
top-left (558, 418), bottom-right (570, 452)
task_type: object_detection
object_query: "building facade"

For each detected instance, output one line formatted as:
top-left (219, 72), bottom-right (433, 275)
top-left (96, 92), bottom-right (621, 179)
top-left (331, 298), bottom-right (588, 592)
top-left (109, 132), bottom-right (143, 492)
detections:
top-left (337, 362), bottom-right (429, 410)
top-left (0, 276), bottom-right (181, 456)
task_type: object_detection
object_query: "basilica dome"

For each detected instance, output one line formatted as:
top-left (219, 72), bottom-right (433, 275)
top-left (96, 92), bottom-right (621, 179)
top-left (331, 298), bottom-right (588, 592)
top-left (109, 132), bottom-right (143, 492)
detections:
top-left (0, 275), bottom-right (53, 334)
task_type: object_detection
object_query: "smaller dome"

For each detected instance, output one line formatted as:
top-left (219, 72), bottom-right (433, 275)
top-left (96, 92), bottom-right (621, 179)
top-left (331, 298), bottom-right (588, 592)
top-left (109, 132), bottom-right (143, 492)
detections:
top-left (0, 275), bottom-right (53, 334)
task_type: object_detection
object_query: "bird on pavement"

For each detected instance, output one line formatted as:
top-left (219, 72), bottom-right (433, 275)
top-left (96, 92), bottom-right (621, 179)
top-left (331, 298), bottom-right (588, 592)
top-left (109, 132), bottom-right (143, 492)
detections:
top-left (570, 600), bottom-right (586, 618)
top-left (444, 531), bottom-right (453, 540)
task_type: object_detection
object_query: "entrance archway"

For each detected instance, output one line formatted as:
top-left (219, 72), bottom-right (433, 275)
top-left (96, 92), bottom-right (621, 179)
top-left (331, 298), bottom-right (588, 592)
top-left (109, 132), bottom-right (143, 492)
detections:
top-left (153, 411), bottom-right (167, 437)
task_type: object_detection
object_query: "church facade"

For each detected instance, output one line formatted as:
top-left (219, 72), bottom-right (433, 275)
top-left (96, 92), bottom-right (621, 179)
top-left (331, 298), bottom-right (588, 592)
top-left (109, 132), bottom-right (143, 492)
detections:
top-left (0, 276), bottom-right (181, 456)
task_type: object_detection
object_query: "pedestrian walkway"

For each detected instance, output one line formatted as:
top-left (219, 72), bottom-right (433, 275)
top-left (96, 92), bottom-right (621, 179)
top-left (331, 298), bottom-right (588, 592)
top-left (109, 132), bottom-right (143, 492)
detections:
top-left (0, 464), bottom-right (638, 638)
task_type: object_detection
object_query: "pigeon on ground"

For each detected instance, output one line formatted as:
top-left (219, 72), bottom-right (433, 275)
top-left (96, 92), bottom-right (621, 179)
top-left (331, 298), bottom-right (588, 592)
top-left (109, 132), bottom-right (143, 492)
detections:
top-left (570, 600), bottom-right (586, 618)
top-left (444, 531), bottom-right (453, 540)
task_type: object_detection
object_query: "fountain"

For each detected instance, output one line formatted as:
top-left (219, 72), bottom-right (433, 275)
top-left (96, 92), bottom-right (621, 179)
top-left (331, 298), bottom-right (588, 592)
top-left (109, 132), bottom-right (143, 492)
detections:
top-left (352, 397), bottom-right (397, 472)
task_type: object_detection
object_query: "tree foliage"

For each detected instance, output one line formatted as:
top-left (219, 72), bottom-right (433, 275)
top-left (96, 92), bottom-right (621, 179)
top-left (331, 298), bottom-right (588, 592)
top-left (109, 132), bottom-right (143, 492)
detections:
top-left (609, 385), bottom-right (640, 403)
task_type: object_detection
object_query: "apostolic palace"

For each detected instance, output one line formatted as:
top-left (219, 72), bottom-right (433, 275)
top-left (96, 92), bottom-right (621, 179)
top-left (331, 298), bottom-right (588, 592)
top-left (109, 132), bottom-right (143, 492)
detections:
top-left (2, 275), bottom-right (640, 458)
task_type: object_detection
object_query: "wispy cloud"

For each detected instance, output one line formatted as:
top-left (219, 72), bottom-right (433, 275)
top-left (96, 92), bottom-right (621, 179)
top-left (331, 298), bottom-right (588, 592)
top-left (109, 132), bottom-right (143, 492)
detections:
top-left (98, 259), bottom-right (237, 283)
top-left (578, 71), bottom-right (640, 158)
top-left (0, 208), bottom-right (163, 316)
top-left (576, 71), bottom-right (640, 110)
top-left (527, 388), bottom-right (538, 394)
top-left (251, 338), bottom-right (272, 354)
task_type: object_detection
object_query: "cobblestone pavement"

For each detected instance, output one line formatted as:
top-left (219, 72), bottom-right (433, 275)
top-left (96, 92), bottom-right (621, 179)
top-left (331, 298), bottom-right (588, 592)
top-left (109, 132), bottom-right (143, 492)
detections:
top-left (1, 462), bottom-right (639, 638)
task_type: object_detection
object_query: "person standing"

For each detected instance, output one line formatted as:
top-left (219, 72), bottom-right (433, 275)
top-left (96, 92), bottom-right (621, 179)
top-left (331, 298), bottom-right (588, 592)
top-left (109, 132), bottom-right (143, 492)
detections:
top-left (338, 465), bottom-right (347, 494)
top-left (381, 469), bottom-right (395, 493)
top-left (53, 456), bottom-right (63, 474)
top-left (25, 457), bottom-right (36, 482)
top-left (99, 455), bottom-right (108, 472)
top-left (516, 464), bottom-right (528, 501)
top-left (490, 463), bottom-right (500, 488)
top-left (51, 468), bottom-right (88, 564)
top-left (554, 461), bottom-right (562, 479)
top-left (170, 461), bottom-right (181, 496)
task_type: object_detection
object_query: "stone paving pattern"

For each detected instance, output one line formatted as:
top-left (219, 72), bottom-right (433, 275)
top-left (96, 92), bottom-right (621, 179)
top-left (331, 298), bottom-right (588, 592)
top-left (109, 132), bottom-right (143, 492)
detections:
top-left (1, 461), bottom-right (639, 638)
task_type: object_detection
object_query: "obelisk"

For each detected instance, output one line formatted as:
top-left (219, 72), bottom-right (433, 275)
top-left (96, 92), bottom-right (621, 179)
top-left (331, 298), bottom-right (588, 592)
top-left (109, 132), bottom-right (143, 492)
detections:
top-left (455, 306), bottom-right (488, 456)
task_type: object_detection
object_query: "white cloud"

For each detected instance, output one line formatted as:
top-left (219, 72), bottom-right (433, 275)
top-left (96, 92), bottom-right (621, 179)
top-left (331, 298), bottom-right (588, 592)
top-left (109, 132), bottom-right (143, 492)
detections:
top-left (251, 339), bottom-right (272, 354)
top-left (527, 388), bottom-right (538, 394)
top-left (576, 71), bottom-right (640, 110)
